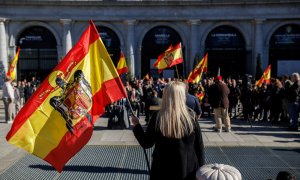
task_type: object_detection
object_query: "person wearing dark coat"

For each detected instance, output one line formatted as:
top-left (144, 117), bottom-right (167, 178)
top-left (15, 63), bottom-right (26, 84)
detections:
top-left (132, 81), bottom-right (205, 180)
top-left (208, 76), bottom-right (231, 132)
top-left (147, 90), bottom-right (162, 123)
top-left (287, 73), bottom-right (300, 131)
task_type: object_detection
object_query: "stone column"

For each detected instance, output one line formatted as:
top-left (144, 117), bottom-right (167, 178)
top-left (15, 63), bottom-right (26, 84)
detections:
top-left (125, 20), bottom-right (136, 77)
top-left (60, 19), bottom-right (72, 57)
top-left (253, 18), bottom-right (265, 75)
top-left (188, 20), bottom-right (201, 73)
top-left (0, 18), bottom-right (8, 87)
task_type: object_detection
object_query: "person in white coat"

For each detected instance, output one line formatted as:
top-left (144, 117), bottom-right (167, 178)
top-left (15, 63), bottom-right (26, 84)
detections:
top-left (2, 76), bottom-right (15, 123)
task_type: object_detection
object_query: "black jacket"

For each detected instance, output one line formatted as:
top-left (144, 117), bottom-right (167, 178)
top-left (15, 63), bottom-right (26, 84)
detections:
top-left (133, 113), bottom-right (205, 180)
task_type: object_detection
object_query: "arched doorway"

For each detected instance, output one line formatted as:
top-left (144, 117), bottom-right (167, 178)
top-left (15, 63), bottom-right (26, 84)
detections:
top-left (269, 24), bottom-right (300, 77)
top-left (17, 26), bottom-right (58, 81)
top-left (97, 26), bottom-right (121, 66)
top-left (205, 25), bottom-right (246, 79)
top-left (141, 26), bottom-right (183, 79)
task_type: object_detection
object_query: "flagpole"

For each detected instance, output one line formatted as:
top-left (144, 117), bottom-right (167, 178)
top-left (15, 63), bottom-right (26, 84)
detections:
top-left (126, 97), bottom-right (151, 173)
top-left (175, 65), bottom-right (180, 79)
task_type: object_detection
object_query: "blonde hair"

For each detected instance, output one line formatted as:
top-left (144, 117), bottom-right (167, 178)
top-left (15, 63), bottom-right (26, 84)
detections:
top-left (156, 81), bottom-right (195, 138)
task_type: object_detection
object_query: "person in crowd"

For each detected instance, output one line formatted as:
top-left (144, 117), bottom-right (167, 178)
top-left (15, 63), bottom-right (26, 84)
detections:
top-left (130, 87), bottom-right (142, 118)
top-left (269, 79), bottom-right (284, 124)
top-left (287, 72), bottom-right (300, 131)
top-left (147, 90), bottom-right (162, 123)
top-left (202, 78), bottom-right (212, 117)
top-left (228, 79), bottom-right (241, 119)
top-left (187, 83), bottom-right (202, 120)
top-left (143, 79), bottom-right (154, 123)
top-left (18, 81), bottom-right (25, 107)
top-left (281, 75), bottom-right (293, 123)
top-left (208, 76), bottom-right (231, 132)
top-left (30, 76), bottom-right (40, 87)
top-left (132, 81), bottom-right (205, 180)
top-left (12, 81), bottom-right (20, 114)
top-left (25, 81), bottom-right (34, 102)
top-left (257, 83), bottom-right (271, 122)
top-left (136, 81), bottom-right (145, 115)
top-left (240, 74), bottom-right (253, 121)
top-left (2, 76), bottom-right (15, 123)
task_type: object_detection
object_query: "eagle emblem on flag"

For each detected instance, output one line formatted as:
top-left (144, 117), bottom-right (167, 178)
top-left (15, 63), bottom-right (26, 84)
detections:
top-left (164, 52), bottom-right (174, 66)
top-left (50, 70), bottom-right (93, 133)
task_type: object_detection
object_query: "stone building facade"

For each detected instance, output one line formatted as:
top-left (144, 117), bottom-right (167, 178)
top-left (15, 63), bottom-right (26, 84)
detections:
top-left (0, 0), bottom-right (300, 86)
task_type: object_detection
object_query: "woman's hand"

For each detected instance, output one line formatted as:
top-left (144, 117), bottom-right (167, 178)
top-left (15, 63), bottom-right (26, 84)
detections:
top-left (131, 115), bottom-right (140, 126)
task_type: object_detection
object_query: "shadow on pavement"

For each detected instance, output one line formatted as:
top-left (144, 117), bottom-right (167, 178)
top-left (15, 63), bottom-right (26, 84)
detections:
top-left (29, 165), bottom-right (148, 174)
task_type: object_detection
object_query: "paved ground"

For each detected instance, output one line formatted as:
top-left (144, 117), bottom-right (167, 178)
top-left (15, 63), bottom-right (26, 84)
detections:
top-left (0, 90), bottom-right (300, 179)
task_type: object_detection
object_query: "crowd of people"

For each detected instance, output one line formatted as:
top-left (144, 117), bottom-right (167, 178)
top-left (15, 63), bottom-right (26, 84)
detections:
top-left (2, 72), bottom-right (300, 131)
top-left (1, 76), bottom-right (40, 123)
top-left (122, 72), bottom-right (300, 132)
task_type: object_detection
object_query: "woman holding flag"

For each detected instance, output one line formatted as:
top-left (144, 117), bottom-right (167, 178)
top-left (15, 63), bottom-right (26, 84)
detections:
top-left (132, 81), bottom-right (205, 180)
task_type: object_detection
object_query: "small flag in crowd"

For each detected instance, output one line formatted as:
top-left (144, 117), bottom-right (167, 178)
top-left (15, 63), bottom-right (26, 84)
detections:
top-left (153, 43), bottom-right (183, 73)
top-left (144, 73), bottom-right (150, 80)
top-left (6, 47), bottom-right (20, 80)
top-left (187, 53), bottom-right (208, 83)
top-left (116, 51), bottom-right (128, 75)
top-left (197, 92), bottom-right (205, 102)
top-left (256, 64), bottom-right (271, 87)
top-left (6, 20), bottom-right (127, 172)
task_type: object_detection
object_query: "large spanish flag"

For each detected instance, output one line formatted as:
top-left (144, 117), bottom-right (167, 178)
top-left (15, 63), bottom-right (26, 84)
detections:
top-left (6, 47), bottom-right (20, 80)
top-left (187, 53), bottom-right (208, 83)
top-left (153, 43), bottom-right (183, 73)
top-left (6, 20), bottom-right (127, 172)
top-left (116, 51), bottom-right (128, 75)
top-left (256, 64), bottom-right (271, 87)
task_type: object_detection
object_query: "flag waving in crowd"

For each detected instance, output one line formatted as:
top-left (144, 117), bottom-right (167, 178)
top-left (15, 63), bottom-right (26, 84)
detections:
top-left (256, 64), bottom-right (271, 87)
top-left (116, 51), bottom-right (128, 75)
top-left (6, 47), bottom-right (20, 80)
top-left (153, 43), bottom-right (183, 73)
top-left (187, 53), bottom-right (208, 83)
top-left (6, 20), bottom-right (127, 172)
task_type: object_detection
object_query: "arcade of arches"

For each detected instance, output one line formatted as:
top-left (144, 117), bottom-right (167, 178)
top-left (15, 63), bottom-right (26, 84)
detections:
top-left (14, 24), bottom-right (300, 82)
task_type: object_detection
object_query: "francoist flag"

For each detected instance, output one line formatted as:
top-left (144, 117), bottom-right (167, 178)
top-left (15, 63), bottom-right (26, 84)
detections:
top-left (6, 20), bottom-right (127, 172)
top-left (6, 47), bottom-right (20, 80)
top-left (153, 43), bottom-right (183, 73)
top-left (256, 64), bottom-right (271, 87)
top-left (187, 53), bottom-right (208, 83)
top-left (116, 51), bottom-right (128, 75)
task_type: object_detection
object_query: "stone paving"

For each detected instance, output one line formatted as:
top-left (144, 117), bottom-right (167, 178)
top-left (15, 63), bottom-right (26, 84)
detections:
top-left (0, 89), bottom-right (300, 178)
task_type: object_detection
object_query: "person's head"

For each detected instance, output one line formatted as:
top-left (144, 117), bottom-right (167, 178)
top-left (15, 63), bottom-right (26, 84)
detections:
top-left (5, 76), bottom-right (12, 82)
top-left (276, 171), bottom-right (296, 180)
top-left (275, 79), bottom-right (283, 89)
top-left (214, 75), bottom-right (222, 82)
top-left (157, 81), bottom-right (195, 138)
top-left (291, 72), bottom-right (300, 83)
top-left (153, 90), bottom-right (158, 97)
top-left (12, 81), bottom-right (17, 87)
top-left (232, 79), bottom-right (237, 87)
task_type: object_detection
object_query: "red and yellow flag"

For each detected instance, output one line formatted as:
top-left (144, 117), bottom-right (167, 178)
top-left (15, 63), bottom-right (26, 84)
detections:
top-left (144, 73), bottom-right (150, 80)
top-left (6, 20), bottom-right (127, 172)
top-left (116, 51), bottom-right (128, 75)
top-left (197, 92), bottom-right (205, 102)
top-left (153, 43), bottom-right (183, 73)
top-left (256, 64), bottom-right (271, 87)
top-left (6, 47), bottom-right (20, 80)
top-left (187, 53), bottom-right (208, 83)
